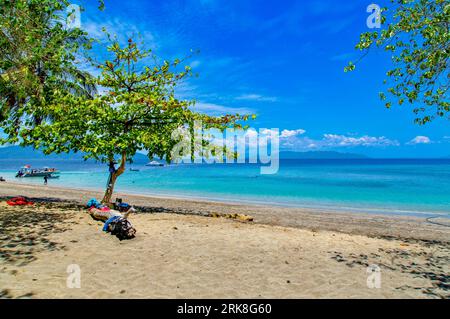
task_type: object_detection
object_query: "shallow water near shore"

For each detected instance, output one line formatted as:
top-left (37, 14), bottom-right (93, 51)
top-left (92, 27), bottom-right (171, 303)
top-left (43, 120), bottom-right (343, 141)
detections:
top-left (1, 158), bottom-right (449, 217)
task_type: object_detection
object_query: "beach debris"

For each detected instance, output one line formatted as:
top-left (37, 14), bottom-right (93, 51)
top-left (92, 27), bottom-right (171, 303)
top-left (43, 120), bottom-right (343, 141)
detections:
top-left (330, 253), bottom-right (347, 263)
top-left (103, 216), bottom-right (136, 241)
top-left (208, 212), bottom-right (254, 222)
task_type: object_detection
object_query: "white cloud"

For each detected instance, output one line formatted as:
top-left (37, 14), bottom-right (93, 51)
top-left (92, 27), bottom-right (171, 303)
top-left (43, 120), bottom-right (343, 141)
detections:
top-left (277, 133), bottom-right (400, 150)
top-left (323, 134), bottom-right (400, 147)
top-left (192, 102), bottom-right (254, 115)
top-left (407, 136), bottom-right (432, 145)
top-left (236, 94), bottom-right (278, 102)
top-left (237, 130), bottom-right (396, 151)
top-left (258, 128), bottom-right (306, 139)
top-left (260, 128), bottom-right (277, 136)
top-left (280, 129), bottom-right (306, 138)
top-left (200, 128), bottom-right (401, 154)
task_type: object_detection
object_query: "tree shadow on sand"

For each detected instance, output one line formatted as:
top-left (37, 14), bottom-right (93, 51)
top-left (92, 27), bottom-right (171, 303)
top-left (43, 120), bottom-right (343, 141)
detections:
top-left (0, 197), bottom-right (82, 266)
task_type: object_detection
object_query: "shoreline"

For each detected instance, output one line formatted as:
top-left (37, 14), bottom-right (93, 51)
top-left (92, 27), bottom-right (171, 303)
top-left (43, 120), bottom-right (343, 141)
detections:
top-left (2, 177), bottom-right (449, 218)
top-left (0, 181), bottom-right (449, 242)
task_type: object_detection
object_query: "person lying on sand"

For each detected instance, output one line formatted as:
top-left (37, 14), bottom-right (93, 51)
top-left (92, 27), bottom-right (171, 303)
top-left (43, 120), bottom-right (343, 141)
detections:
top-left (86, 198), bottom-right (136, 240)
top-left (88, 205), bottom-right (135, 221)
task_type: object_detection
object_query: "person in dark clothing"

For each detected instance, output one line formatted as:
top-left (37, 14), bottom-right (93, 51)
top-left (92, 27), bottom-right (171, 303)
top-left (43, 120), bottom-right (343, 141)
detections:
top-left (44, 176), bottom-right (48, 185)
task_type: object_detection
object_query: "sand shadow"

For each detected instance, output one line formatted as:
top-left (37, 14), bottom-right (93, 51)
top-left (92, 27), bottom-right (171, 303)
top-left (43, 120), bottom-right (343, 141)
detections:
top-left (0, 197), bottom-right (81, 266)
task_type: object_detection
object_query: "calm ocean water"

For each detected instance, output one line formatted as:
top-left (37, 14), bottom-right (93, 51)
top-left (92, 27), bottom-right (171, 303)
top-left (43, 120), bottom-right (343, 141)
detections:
top-left (0, 158), bottom-right (449, 216)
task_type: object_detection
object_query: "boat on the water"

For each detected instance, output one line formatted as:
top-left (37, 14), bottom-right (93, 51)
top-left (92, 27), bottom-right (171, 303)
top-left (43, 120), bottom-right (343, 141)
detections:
top-left (129, 168), bottom-right (140, 172)
top-left (145, 161), bottom-right (164, 167)
top-left (16, 165), bottom-right (60, 178)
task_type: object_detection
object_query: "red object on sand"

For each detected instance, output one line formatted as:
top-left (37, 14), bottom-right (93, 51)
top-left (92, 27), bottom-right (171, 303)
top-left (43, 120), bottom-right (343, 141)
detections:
top-left (6, 197), bottom-right (34, 206)
top-left (88, 206), bottom-right (110, 212)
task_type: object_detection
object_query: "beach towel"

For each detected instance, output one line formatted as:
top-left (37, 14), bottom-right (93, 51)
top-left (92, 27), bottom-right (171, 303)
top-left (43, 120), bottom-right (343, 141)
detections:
top-left (6, 197), bottom-right (34, 206)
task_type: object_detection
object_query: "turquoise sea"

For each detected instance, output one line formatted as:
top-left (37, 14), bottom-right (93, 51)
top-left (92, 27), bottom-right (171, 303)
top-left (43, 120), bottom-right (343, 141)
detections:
top-left (0, 159), bottom-right (449, 217)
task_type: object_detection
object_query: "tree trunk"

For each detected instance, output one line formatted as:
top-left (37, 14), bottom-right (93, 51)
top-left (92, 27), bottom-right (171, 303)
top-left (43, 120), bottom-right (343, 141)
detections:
top-left (102, 172), bottom-right (118, 204)
top-left (102, 153), bottom-right (127, 204)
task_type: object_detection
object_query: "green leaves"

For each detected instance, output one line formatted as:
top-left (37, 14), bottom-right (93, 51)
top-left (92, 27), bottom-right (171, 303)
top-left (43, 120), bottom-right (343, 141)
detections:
top-left (14, 38), bottom-right (252, 167)
top-left (0, 0), bottom-right (97, 143)
top-left (1, 1), bottom-right (253, 199)
top-left (98, 0), bottom-right (105, 11)
top-left (344, 62), bottom-right (355, 72)
top-left (348, 0), bottom-right (449, 125)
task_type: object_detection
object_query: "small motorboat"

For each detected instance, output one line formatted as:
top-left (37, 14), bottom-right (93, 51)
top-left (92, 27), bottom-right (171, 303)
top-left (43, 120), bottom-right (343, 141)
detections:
top-left (129, 168), bottom-right (140, 172)
top-left (16, 165), bottom-right (60, 178)
top-left (145, 161), bottom-right (164, 167)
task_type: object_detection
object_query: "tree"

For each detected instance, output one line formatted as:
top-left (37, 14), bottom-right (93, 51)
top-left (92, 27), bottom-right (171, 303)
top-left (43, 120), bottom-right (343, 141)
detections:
top-left (346, 0), bottom-right (449, 125)
top-left (0, 0), bottom-right (97, 141)
top-left (18, 38), bottom-right (251, 203)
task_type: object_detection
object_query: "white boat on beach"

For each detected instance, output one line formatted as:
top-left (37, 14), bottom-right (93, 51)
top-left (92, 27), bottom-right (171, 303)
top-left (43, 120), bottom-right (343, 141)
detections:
top-left (15, 165), bottom-right (60, 178)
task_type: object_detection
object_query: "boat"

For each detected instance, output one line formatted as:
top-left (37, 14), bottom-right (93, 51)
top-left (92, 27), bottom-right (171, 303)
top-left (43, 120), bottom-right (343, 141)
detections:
top-left (145, 161), bottom-right (164, 167)
top-left (15, 165), bottom-right (60, 178)
top-left (129, 168), bottom-right (140, 172)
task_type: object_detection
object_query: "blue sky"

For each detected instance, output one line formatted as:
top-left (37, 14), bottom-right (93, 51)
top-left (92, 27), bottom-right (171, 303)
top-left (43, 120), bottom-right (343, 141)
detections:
top-left (78, 0), bottom-right (447, 157)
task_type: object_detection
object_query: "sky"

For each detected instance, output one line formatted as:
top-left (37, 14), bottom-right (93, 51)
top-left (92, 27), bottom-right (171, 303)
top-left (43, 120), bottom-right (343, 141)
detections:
top-left (36, 1), bottom-right (450, 157)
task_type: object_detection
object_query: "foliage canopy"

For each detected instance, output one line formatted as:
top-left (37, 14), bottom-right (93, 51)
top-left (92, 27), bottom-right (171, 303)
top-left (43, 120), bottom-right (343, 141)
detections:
top-left (347, 0), bottom-right (449, 125)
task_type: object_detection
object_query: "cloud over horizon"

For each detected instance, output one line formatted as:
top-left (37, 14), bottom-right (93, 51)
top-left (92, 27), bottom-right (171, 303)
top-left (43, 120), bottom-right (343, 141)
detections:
top-left (191, 102), bottom-right (254, 115)
top-left (407, 136), bottom-right (432, 145)
top-left (236, 94), bottom-right (278, 103)
top-left (278, 133), bottom-right (400, 151)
